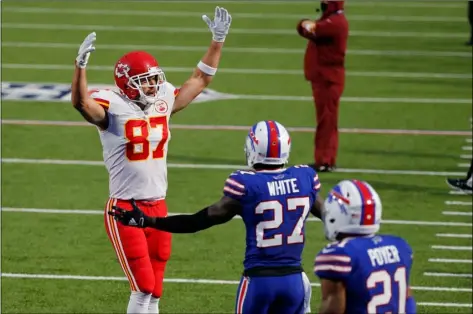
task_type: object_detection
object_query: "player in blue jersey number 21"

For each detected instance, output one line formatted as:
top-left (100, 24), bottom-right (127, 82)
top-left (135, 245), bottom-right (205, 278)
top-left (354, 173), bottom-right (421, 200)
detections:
top-left (315, 179), bottom-right (417, 314)
top-left (110, 120), bottom-right (325, 314)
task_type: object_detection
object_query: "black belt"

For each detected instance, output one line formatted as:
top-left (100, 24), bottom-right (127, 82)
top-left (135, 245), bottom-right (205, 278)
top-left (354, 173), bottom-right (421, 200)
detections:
top-left (243, 265), bottom-right (303, 277)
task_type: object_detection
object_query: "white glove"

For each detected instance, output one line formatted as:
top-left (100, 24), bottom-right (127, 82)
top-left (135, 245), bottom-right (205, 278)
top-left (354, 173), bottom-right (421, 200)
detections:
top-left (202, 6), bottom-right (232, 43)
top-left (76, 32), bottom-right (96, 69)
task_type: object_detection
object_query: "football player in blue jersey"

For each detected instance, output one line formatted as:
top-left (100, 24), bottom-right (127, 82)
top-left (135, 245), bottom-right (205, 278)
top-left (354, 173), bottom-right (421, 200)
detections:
top-left (110, 120), bottom-right (326, 314)
top-left (314, 180), bottom-right (416, 314)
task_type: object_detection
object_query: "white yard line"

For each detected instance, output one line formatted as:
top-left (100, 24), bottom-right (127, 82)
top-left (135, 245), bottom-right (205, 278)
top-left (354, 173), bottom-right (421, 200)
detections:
top-left (466, 139), bottom-right (473, 143)
top-left (416, 302), bottom-right (471, 308)
top-left (431, 245), bottom-right (472, 251)
top-left (3, 42), bottom-right (470, 58)
top-left (449, 190), bottom-right (470, 195)
top-left (442, 211), bottom-right (472, 216)
top-left (1, 157), bottom-right (467, 177)
top-left (424, 272), bottom-right (473, 278)
top-left (1, 272), bottom-right (471, 294)
top-left (2, 119), bottom-right (472, 137)
top-left (1, 62), bottom-right (469, 79)
top-left (436, 233), bottom-right (472, 239)
top-left (445, 201), bottom-right (473, 206)
top-left (429, 258), bottom-right (472, 264)
top-left (458, 163), bottom-right (471, 168)
top-left (2, 23), bottom-right (468, 38)
top-left (463, 146), bottom-right (473, 151)
top-left (2, 8), bottom-right (466, 23)
top-left (2, 207), bottom-right (472, 227)
top-left (460, 154), bottom-right (472, 159)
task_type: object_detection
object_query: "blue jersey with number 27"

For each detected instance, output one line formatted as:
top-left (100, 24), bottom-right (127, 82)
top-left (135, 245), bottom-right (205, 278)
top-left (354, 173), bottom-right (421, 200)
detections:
top-left (223, 165), bottom-right (321, 270)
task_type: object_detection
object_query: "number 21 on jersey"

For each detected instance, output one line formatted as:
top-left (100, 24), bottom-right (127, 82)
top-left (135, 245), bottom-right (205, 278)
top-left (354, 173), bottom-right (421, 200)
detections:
top-left (124, 116), bottom-right (168, 161)
top-left (255, 197), bottom-right (311, 248)
top-left (367, 267), bottom-right (407, 313)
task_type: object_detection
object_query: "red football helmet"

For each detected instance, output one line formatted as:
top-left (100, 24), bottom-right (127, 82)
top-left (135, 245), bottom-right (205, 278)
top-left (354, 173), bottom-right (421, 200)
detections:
top-left (113, 51), bottom-right (167, 105)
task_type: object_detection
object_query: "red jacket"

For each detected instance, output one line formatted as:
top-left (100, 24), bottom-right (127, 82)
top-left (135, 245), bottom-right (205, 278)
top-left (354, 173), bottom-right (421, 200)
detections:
top-left (297, 1), bottom-right (348, 83)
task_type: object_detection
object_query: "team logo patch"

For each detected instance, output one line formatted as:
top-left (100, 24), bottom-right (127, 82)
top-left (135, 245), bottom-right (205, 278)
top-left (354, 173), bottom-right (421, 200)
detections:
top-left (249, 131), bottom-right (259, 144)
top-left (115, 62), bottom-right (130, 78)
top-left (155, 100), bottom-right (168, 113)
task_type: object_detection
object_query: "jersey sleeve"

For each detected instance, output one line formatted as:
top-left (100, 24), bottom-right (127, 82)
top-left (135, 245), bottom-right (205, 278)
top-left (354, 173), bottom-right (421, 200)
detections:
top-left (88, 89), bottom-right (112, 111)
top-left (312, 169), bottom-right (321, 192)
top-left (173, 87), bottom-right (180, 97)
top-left (400, 238), bottom-right (414, 270)
top-left (222, 171), bottom-right (247, 201)
top-left (314, 244), bottom-right (353, 281)
top-left (299, 165), bottom-right (321, 192)
top-left (87, 89), bottom-right (119, 131)
top-left (160, 82), bottom-right (179, 113)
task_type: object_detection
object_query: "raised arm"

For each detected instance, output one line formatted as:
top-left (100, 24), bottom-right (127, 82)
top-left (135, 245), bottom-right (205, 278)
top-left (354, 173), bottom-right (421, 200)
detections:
top-left (70, 32), bottom-right (108, 130)
top-left (172, 6), bottom-right (232, 115)
top-left (109, 196), bottom-right (242, 233)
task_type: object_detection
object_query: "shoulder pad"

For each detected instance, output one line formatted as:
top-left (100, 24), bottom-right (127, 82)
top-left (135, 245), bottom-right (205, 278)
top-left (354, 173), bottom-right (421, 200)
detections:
top-left (223, 171), bottom-right (250, 200)
top-left (314, 242), bottom-right (353, 281)
top-left (395, 236), bottom-right (414, 262)
top-left (88, 89), bottom-right (116, 111)
top-left (293, 164), bottom-right (311, 169)
top-left (292, 165), bottom-right (321, 192)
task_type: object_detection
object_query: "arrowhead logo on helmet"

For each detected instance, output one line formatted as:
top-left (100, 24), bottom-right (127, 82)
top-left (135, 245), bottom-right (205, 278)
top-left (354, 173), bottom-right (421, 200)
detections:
top-left (115, 63), bottom-right (130, 79)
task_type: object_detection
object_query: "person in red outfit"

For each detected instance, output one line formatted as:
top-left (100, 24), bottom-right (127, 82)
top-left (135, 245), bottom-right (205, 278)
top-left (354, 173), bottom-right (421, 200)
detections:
top-left (297, 0), bottom-right (348, 172)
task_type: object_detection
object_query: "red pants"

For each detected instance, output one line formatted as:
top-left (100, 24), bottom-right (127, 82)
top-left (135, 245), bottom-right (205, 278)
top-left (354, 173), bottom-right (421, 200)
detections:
top-left (104, 198), bottom-right (172, 297)
top-left (311, 80), bottom-right (344, 166)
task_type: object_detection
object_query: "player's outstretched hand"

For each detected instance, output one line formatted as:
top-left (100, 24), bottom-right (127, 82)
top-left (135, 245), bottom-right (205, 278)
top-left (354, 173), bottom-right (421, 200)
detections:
top-left (109, 199), bottom-right (149, 228)
top-left (76, 32), bottom-right (96, 69)
top-left (202, 6), bottom-right (232, 43)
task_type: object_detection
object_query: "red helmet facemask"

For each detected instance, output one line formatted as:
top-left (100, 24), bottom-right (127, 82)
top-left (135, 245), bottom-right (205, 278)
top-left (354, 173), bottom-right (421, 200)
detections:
top-left (114, 51), bottom-right (167, 106)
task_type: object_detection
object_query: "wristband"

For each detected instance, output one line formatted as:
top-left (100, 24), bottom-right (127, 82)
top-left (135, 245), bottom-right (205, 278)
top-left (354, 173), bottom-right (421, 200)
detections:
top-left (198, 61), bottom-right (217, 76)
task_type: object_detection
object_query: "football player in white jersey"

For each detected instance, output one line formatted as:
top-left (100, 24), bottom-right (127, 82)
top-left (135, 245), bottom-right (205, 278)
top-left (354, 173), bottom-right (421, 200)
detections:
top-left (70, 7), bottom-right (232, 314)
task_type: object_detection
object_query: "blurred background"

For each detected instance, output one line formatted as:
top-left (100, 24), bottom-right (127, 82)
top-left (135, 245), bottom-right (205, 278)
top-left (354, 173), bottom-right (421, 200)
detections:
top-left (1, 0), bottom-right (472, 313)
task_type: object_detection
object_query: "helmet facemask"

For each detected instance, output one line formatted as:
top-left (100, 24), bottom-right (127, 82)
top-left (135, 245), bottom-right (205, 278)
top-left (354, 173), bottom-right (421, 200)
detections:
top-left (127, 67), bottom-right (167, 106)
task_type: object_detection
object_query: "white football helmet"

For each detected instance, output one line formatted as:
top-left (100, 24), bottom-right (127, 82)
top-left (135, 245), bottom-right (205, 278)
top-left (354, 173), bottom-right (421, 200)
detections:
top-left (323, 180), bottom-right (382, 241)
top-left (244, 120), bottom-right (291, 168)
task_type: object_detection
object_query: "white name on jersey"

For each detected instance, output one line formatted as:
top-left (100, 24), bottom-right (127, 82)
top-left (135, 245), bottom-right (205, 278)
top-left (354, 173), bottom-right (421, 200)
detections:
top-left (367, 245), bottom-right (401, 267)
top-left (267, 178), bottom-right (299, 196)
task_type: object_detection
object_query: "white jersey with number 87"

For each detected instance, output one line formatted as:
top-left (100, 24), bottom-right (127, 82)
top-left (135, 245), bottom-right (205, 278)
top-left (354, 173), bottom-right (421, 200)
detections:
top-left (90, 82), bottom-right (178, 200)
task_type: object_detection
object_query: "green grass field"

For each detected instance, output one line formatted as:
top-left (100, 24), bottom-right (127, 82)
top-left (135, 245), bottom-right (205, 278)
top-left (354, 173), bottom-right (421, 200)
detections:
top-left (1, 0), bottom-right (472, 313)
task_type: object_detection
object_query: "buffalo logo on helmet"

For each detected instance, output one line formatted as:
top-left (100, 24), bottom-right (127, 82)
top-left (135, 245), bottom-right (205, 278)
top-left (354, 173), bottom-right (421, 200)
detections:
top-left (115, 63), bottom-right (130, 78)
top-left (328, 189), bottom-right (350, 216)
top-left (249, 131), bottom-right (259, 144)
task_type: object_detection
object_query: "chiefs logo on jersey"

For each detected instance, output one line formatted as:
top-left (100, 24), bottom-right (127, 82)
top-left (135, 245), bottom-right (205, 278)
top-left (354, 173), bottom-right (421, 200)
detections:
top-left (155, 100), bottom-right (168, 113)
